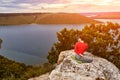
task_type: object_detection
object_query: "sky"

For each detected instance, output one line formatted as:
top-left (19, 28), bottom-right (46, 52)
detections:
top-left (0, 0), bottom-right (120, 13)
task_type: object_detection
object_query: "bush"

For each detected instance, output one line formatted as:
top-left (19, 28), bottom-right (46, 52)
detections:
top-left (0, 33), bottom-right (54, 80)
top-left (47, 22), bottom-right (120, 69)
top-left (47, 28), bottom-right (81, 64)
top-left (0, 55), bottom-right (54, 80)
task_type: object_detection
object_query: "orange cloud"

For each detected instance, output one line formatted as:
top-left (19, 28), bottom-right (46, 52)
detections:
top-left (0, 0), bottom-right (120, 13)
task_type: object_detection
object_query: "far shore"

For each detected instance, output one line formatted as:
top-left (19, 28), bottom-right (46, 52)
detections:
top-left (1, 12), bottom-right (120, 26)
top-left (0, 13), bottom-right (101, 26)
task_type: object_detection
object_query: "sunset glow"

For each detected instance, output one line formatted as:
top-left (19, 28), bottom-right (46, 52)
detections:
top-left (0, 0), bottom-right (120, 13)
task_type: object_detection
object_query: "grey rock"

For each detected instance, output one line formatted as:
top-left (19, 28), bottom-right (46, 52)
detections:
top-left (49, 50), bottom-right (120, 80)
top-left (28, 73), bottom-right (50, 80)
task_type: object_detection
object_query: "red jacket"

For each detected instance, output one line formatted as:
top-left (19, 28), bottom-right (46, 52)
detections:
top-left (74, 42), bottom-right (88, 55)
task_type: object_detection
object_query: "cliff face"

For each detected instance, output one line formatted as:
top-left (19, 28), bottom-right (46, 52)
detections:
top-left (49, 50), bottom-right (120, 80)
top-left (29, 50), bottom-right (120, 80)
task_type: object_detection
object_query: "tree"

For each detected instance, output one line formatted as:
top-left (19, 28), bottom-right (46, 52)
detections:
top-left (47, 22), bottom-right (120, 69)
top-left (47, 28), bottom-right (81, 64)
top-left (78, 23), bottom-right (120, 69)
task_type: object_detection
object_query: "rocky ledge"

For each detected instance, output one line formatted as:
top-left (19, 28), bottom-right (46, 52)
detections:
top-left (30, 50), bottom-right (120, 80)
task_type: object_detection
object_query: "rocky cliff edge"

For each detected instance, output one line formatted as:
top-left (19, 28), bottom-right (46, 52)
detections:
top-left (29, 50), bottom-right (120, 80)
top-left (49, 50), bottom-right (120, 80)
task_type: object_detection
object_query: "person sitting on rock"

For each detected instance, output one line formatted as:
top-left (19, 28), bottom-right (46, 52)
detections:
top-left (74, 37), bottom-right (93, 63)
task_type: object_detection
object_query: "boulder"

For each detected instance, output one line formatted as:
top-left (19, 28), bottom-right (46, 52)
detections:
top-left (49, 50), bottom-right (120, 80)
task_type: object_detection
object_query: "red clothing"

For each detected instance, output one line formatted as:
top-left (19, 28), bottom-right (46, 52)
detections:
top-left (74, 42), bottom-right (88, 55)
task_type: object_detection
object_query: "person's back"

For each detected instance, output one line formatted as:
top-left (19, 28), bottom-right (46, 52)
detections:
top-left (74, 38), bottom-right (93, 63)
top-left (74, 41), bottom-right (88, 56)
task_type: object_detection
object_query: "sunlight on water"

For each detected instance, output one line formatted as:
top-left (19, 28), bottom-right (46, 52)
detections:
top-left (0, 19), bottom-right (119, 65)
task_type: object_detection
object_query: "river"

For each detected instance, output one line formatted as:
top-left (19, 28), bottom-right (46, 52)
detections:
top-left (0, 24), bottom-right (84, 65)
top-left (0, 19), bottom-right (120, 65)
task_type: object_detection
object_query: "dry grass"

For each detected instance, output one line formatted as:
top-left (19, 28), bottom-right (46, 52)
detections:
top-left (0, 13), bottom-right (101, 25)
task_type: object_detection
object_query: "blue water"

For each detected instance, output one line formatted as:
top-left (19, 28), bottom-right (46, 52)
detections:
top-left (0, 24), bottom-right (84, 65)
top-left (0, 49), bottom-right (46, 65)
top-left (0, 19), bottom-right (120, 65)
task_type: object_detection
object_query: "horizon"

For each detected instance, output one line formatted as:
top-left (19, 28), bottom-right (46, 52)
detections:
top-left (0, 11), bottom-right (120, 14)
top-left (0, 0), bottom-right (120, 13)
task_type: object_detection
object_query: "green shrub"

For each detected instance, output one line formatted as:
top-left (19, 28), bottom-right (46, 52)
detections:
top-left (47, 22), bottom-right (120, 69)
top-left (0, 55), bottom-right (54, 80)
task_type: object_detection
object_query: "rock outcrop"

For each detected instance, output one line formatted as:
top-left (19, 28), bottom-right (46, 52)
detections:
top-left (29, 50), bottom-right (120, 80)
top-left (49, 50), bottom-right (120, 80)
top-left (28, 73), bottom-right (50, 80)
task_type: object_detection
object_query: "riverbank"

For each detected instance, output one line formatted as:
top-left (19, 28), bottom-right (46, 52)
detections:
top-left (0, 13), bottom-right (101, 25)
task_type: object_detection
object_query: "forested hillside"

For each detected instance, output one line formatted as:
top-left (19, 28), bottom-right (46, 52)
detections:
top-left (0, 54), bottom-right (54, 80)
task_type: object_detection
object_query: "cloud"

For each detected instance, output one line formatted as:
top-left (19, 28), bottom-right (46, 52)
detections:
top-left (0, 0), bottom-right (120, 13)
top-left (0, 0), bottom-right (15, 3)
top-left (18, 3), bottom-right (32, 8)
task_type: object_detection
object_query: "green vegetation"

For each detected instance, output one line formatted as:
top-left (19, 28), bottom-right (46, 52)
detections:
top-left (47, 22), bottom-right (120, 69)
top-left (0, 37), bottom-right (54, 80)
top-left (0, 55), bottom-right (54, 80)
top-left (47, 28), bottom-right (80, 64)
top-left (0, 22), bottom-right (120, 79)
top-left (0, 37), bottom-right (53, 80)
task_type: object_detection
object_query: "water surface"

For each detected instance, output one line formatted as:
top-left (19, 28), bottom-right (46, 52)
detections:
top-left (0, 24), bottom-right (84, 65)
top-left (0, 19), bottom-right (120, 65)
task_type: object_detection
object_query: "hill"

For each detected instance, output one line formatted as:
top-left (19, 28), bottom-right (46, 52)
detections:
top-left (0, 54), bottom-right (26, 79)
top-left (88, 12), bottom-right (120, 19)
top-left (35, 13), bottom-right (101, 24)
top-left (0, 54), bottom-right (53, 79)
top-left (0, 13), bottom-right (101, 25)
top-left (0, 13), bottom-right (36, 25)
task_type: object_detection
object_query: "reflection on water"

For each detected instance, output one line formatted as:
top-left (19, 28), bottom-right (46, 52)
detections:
top-left (0, 19), bottom-right (119, 65)
top-left (0, 24), bottom-right (84, 65)
top-left (0, 49), bottom-right (47, 65)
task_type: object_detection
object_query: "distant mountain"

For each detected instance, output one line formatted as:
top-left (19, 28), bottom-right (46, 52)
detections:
top-left (0, 14), bottom-right (35, 25)
top-left (80, 12), bottom-right (120, 19)
top-left (0, 13), bottom-right (101, 25)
